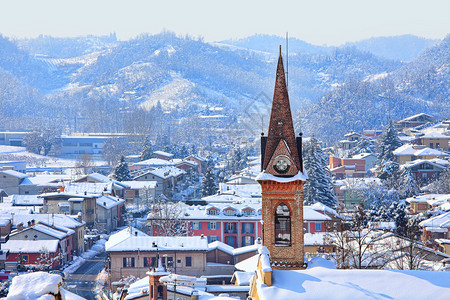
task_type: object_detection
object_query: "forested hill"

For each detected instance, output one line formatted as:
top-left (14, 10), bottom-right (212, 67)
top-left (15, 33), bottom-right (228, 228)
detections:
top-left (0, 32), bottom-right (447, 144)
top-left (300, 35), bottom-right (450, 144)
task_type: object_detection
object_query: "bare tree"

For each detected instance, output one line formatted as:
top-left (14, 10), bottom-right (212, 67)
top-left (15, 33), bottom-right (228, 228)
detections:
top-left (102, 138), bottom-right (126, 167)
top-left (75, 153), bottom-right (95, 175)
top-left (147, 198), bottom-right (189, 237)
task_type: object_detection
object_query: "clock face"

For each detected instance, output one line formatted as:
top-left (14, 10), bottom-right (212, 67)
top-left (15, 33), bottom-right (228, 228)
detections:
top-left (273, 157), bottom-right (290, 174)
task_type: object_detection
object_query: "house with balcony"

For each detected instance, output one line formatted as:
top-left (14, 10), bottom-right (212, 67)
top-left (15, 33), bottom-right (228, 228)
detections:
top-left (395, 113), bottom-right (436, 130)
top-left (329, 156), bottom-right (366, 179)
top-left (413, 132), bottom-right (450, 151)
top-left (40, 192), bottom-right (98, 228)
top-left (403, 159), bottom-right (449, 185)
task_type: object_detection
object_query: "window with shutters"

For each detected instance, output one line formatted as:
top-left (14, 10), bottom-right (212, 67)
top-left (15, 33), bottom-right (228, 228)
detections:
top-left (123, 257), bottom-right (135, 268)
top-left (209, 222), bottom-right (217, 230)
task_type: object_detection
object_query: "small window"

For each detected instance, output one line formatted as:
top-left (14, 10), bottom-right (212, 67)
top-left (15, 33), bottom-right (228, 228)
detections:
top-left (208, 209), bottom-right (218, 215)
top-left (225, 209), bottom-right (235, 216)
top-left (275, 203), bottom-right (291, 245)
top-left (123, 257), bottom-right (135, 268)
top-left (186, 256), bottom-right (192, 267)
top-left (209, 222), bottom-right (217, 230)
top-left (315, 223), bottom-right (322, 231)
top-left (22, 255), bottom-right (29, 263)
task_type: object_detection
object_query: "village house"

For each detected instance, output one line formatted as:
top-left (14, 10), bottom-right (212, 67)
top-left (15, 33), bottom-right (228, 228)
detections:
top-left (3, 221), bottom-right (74, 271)
top-left (395, 113), bottom-right (436, 130)
top-left (402, 159), bottom-right (449, 185)
top-left (134, 166), bottom-right (185, 198)
top-left (338, 131), bottom-right (362, 150)
top-left (105, 227), bottom-right (208, 282)
top-left (95, 194), bottom-right (125, 233)
top-left (412, 132), bottom-right (450, 151)
top-left (121, 180), bottom-right (157, 204)
top-left (72, 172), bottom-right (129, 199)
top-left (393, 144), bottom-right (448, 164)
top-left (8, 213), bottom-right (85, 255)
top-left (329, 156), bottom-right (366, 179)
top-left (184, 154), bottom-right (208, 174)
top-left (40, 192), bottom-right (98, 228)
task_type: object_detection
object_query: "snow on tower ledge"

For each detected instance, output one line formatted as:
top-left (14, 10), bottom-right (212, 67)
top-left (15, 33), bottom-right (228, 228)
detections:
top-left (256, 170), bottom-right (308, 183)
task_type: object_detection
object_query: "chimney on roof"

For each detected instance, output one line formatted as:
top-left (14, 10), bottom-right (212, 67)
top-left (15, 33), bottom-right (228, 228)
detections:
top-left (17, 222), bottom-right (23, 232)
top-left (201, 234), bottom-right (204, 239)
top-left (77, 212), bottom-right (82, 223)
top-left (135, 231), bottom-right (138, 236)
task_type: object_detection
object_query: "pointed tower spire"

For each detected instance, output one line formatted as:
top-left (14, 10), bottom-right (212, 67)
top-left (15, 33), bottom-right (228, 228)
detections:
top-left (262, 48), bottom-right (301, 174)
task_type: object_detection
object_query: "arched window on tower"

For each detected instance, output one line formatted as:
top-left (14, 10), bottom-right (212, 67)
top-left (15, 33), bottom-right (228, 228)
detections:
top-left (275, 203), bottom-right (291, 245)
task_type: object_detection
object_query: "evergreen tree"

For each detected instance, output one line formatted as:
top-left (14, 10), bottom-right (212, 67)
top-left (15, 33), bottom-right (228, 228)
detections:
top-left (427, 168), bottom-right (450, 194)
top-left (397, 167), bottom-right (420, 199)
top-left (201, 167), bottom-right (217, 197)
top-left (140, 137), bottom-right (153, 161)
top-left (114, 156), bottom-right (132, 181)
top-left (376, 120), bottom-right (403, 180)
top-left (391, 202), bottom-right (408, 236)
top-left (303, 136), bottom-right (336, 208)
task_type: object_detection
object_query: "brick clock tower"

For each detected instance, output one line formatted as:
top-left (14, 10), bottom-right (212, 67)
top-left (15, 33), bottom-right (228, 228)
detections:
top-left (256, 47), bottom-right (307, 269)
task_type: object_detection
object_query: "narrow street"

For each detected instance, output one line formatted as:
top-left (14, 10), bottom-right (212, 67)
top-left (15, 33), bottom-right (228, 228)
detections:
top-left (65, 251), bottom-right (108, 300)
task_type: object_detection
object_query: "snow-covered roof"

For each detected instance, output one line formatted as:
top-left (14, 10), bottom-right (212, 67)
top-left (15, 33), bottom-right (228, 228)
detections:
top-left (405, 194), bottom-right (449, 204)
top-left (133, 157), bottom-right (175, 166)
top-left (106, 235), bottom-right (208, 252)
top-left (74, 172), bottom-right (129, 188)
top-left (153, 150), bottom-right (174, 158)
top-left (3, 239), bottom-right (59, 253)
top-left (304, 207), bottom-right (331, 221)
top-left (124, 276), bottom-right (150, 300)
top-left (7, 213), bottom-right (84, 228)
top-left (351, 152), bottom-right (376, 159)
top-left (399, 113), bottom-right (435, 122)
top-left (418, 132), bottom-right (450, 139)
top-left (121, 180), bottom-right (158, 189)
top-left (420, 211), bottom-right (450, 228)
top-left (232, 271), bottom-right (254, 286)
top-left (404, 158), bottom-right (449, 169)
top-left (11, 223), bottom-right (74, 239)
top-left (207, 241), bottom-right (261, 256)
top-left (11, 195), bottom-right (43, 206)
top-left (255, 171), bottom-right (308, 183)
top-left (138, 166), bottom-right (186, 180)
top-left (310, 202), bottom-right (339, 217)
top-left (106, 226), bottom-right (149, 249)
top-left (254, 266), bottom-right (450, 299)
top-left (0, 169), bottom-right (29, 179)
top-left (96, 195), bottom-right (125, 209)
top-left (393, 144), bottom-right (448, 157)
top-left (25, 174), bottom-right (70, 186)
top-left (65, 182), bottom-right (113, 194)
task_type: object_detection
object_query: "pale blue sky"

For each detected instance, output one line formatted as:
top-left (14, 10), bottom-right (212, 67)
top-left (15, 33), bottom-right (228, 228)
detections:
top-left (1, 0), bottom-right (449, 45)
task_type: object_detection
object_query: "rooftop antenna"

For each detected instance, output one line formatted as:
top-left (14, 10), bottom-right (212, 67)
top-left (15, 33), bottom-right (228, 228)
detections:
top-left (286, 32), bottom-right (289, 90)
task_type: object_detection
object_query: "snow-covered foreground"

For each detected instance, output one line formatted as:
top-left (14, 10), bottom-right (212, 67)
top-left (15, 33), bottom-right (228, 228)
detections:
top-left (7, 271), bottom-right (85, 299)
top-left (257, 266), bottom-right (450, 300)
